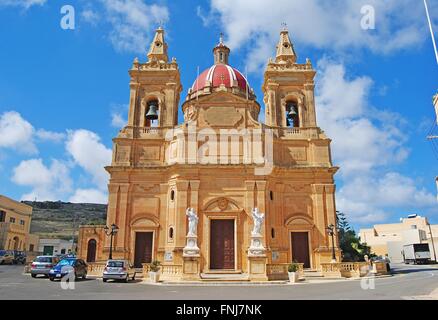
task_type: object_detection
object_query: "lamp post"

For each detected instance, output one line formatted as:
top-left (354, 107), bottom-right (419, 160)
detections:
top-left (104, 224), bottom-right (119, 260)
top-left (326, 224), bottom-right (337, 263)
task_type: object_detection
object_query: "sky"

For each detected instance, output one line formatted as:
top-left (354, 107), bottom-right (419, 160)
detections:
top-left (0, 0), bottom-right (437, 230)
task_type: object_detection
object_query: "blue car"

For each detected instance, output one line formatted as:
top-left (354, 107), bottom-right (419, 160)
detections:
top-left (48, 258), bottom-right (88, 281)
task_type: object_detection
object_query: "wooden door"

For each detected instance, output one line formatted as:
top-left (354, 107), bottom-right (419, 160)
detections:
top-left (210, 219), bottom-right (235, 270)
top-left (86, 239), bottom-right (97, 262)
top-left (134, 232), bottom-right (153, 268)
top-left (291, 232), bottom-right (311, 268)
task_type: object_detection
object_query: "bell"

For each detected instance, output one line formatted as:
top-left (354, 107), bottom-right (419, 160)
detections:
top-left (287, 107), bottom-right (298, 120)
top-left (146, 104), bottom-right (159, 121)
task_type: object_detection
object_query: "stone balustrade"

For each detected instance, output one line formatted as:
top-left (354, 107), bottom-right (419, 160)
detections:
top-left (320, 262), bottom-right (370, 278)
top-left (87, 262), bottom-right (106, 276)
top-left (142, 263), bottom-right (151, 275)
top-left (266, 263), bottom-right (304, 281)
top-left (372, 261), bottom-right (389, 275)
top-left (160, 265), bottom-right (183, 281)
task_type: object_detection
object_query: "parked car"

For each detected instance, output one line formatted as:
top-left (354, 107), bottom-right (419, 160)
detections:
top-left (30, 256), bottom-right (59, 278)
top-left (12, 251), bottom-right (26, 264)
top-left (0, 250), bottom-right (14, 265)
top-left (102, 260), bottom-right (136, 283)
top-left (48, 258), bottom-right (87, 281)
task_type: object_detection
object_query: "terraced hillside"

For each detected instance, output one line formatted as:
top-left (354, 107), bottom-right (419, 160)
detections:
top-left (24, 201), bottom-right (107, 240)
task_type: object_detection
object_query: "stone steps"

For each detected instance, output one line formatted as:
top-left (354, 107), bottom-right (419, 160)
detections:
top-left (200, 273), bottom-right (250, 281)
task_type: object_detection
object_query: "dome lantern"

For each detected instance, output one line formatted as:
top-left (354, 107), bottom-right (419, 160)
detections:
top-left (213, 32), bottom-right (230, 65)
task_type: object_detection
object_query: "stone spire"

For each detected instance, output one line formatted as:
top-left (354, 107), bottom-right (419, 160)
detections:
top-left (275, 25), bottom-right (297, 63)
top-left (147, 26), bottom-right (168, 62)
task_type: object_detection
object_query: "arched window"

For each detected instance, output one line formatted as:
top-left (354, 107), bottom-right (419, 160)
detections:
top-left (170, 190), bottom-right (175, 201)
top-left (271, 228), bottom-right (275, 239)
top-left (86, 239), bottom-right (97, 263)
top-left (286, 101), bottom-right (299, 128)
top-left (169, 227), bottom-right (174, 240)
top-left (145, 99), bottom-right (159, 127)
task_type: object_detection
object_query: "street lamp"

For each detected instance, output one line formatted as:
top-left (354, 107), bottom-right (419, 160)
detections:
top-left (326, 224), bottom-right (337, 263)
top-left (104, 223), bottom-right (119, 260)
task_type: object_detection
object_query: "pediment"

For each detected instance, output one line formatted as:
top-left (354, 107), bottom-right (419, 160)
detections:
top-left (131, 215), bottom-right (159, 227)
top-left (203, 197), bottom-right (241, 212)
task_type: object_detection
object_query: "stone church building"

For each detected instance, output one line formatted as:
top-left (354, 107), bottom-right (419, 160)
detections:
top-left (78, 27), bottom-right (340, 281)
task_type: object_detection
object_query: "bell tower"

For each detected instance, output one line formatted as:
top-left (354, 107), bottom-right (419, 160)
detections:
top-left (262, 28), bottom-right (317, 128)
top-left (126, 27), bottom-right (182, 128)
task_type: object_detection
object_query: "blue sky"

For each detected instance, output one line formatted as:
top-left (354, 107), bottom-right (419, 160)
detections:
top-left (0, 0), bottom-right (437, 230)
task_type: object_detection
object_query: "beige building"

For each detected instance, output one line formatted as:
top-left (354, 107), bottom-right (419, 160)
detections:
top-left (360, 215), bottom-right (438, 263)
top-left (78, 28), bottom-right (340, 281)
top-left (0, 195), bottom-right (39, 252)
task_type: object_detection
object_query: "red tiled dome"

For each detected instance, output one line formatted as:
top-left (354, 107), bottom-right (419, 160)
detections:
top-left (191, 64), bottom-right (249, 93)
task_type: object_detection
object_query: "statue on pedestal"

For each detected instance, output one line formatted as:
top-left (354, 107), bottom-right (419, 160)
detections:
top-left (186, 207), bottom-right (198, 237)
top-left (248, 208), bottom-right (266, 257)
top-left (251, 208), bottom-right (265, 236)
top-left (184, 208), bottom-right (200, 257)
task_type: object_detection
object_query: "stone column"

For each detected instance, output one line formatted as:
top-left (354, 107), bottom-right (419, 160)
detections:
top-left (127, 83), bottom-right (139, 126)
top-left (175, 181), bottom-right (189, 249)
top-left (114, 184), bottom-right (130, 258)
top-left (304, 83), bottom-right (317, 127)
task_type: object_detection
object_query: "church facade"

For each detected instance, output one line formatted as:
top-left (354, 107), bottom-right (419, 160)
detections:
top-left (78, 27), bottom-right (340, 281)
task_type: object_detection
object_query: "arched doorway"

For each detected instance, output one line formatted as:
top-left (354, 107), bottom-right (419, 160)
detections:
top-left (86, 239), bottom-right (97, 262)
top-left (13, 236), bottom-right (19, 251)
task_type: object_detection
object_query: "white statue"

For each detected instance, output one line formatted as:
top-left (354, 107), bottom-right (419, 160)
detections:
top-left (186, 207), bottom-right (198, 237)
top-left (251, 208), bottom-right (265, 236)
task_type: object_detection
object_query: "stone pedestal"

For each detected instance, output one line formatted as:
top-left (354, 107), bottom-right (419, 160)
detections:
top-left (247, 233), bottom-right (268, 281)
top-left (247, 256), bottom-right (268, 281)
top-left (183, 235), bottom-right (200, 257)
top-left (248, 234), bottom-right (266, 257)
top-left (182, 256), bottom-right (201, 281)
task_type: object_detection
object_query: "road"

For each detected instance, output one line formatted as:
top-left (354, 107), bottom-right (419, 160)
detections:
top-left (0, 263), bottom-right (437, 300)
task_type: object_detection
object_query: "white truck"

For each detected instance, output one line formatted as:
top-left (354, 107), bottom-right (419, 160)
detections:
top-left (403, 244), bottom-right (431, 264)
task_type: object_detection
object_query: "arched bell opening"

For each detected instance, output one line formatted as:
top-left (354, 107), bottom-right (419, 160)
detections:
top-left (285, 100), bottom-right (299, 128)
top-left (145, 99), bottom-right (160, 127)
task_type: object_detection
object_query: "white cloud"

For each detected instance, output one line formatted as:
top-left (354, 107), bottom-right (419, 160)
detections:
top-left (66, 129), bottom-right (112, 190)
top-left (0, 111), bottom-right (37, 154)
top-left (0, 0), bottom-right (47, 9)
top-left (97, 0), bottom-right (169, 53)
top-left (315, 60), bottom-right (436, 224)
top-left (337, 173), bottom-right (437, 224)
top-left (69, 188), bottom-right (108, 204)
top-left (111, 104), bottom-right (128, 128)
top-left (204, 0), bottom-right (438, 72)
top-left (316, 61), bottom-right (409, 175)
top-left (0, 111), bottom-right (66, 153)
top-left (81, 8), bottom-right (100, 25)
top-left (35, 129), bottom-right (66, 143)
top-left (111, 112), bottom-right (126, 128)
top-left (11, 158), bottom-right (72, 201)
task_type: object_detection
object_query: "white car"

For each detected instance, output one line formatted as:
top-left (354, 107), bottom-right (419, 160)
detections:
top-left (102, 260), bottom-right (136, 282)
top-left (0, 250), bottom-right (14, 265)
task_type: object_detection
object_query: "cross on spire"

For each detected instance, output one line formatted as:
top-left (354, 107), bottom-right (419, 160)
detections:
top-left (219, 32), bottom-right (224, 45)
top-left (281, 22), bottom-right (288, 31)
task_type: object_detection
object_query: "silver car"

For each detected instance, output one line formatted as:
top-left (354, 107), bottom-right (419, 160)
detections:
top-left (102, 260), bottom-right (136, 282)
top-left (31, 256), bottom-right (59, 278)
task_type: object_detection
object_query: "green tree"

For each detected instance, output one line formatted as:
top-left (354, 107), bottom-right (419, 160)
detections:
top-left (336, 211), bottom-right (374, 262)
